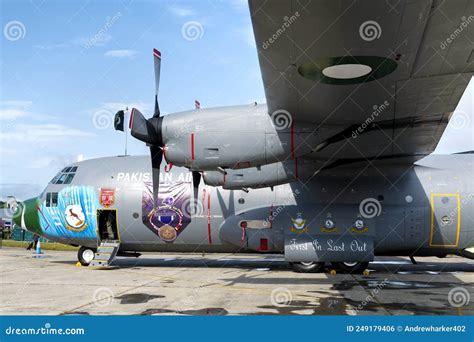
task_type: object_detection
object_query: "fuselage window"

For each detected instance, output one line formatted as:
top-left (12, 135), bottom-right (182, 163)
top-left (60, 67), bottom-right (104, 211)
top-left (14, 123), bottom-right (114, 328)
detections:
top-left (46, 193), bottom-right (51, 207)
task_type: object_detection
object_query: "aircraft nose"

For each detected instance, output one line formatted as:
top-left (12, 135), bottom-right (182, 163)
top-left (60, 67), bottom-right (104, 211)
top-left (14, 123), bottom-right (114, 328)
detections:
top-left (12, 197), bottom-right (42, 235)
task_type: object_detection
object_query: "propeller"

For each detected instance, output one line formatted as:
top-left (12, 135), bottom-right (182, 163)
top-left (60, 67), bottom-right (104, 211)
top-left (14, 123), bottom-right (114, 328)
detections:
top-left (129, 48), bottom-right (201, 209)
top-left (129, 48), bottom-right (164, 207)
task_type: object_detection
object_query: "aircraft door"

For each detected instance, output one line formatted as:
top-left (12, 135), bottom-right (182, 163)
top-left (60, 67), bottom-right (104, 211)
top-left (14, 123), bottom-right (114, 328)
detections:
top-left (429, 194), bottom-right (460, 247)
top-left (97, 209), bottom-right (120, 242)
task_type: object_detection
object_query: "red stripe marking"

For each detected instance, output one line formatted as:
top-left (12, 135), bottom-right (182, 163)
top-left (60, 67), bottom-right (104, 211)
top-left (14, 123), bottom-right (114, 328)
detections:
top-left (129, 108), bottom-right (135, 129)
top-left (191, 133), bottom-right (195, 160)
top-left (153, 48), bottom-right (161, 59)
top-left (294, 157), bottom-right (298, 180)
top-left (290, 122), bottom-right (295, 159)
top-left (207, 191), bottom-right (212, 244)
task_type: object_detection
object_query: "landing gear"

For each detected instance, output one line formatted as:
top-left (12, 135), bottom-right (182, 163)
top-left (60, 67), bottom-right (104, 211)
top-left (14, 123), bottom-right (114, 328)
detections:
top-left (332, 261), bottom-right (369, 274)
top-left (78, 246), bottom-right (96, 266)
top-left (290, 261), bottom-right (325, 273)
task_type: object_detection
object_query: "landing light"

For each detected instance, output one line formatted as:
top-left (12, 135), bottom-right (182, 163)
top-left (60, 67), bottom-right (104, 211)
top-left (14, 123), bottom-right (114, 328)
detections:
top-left (322, 64), bottom-right (372, 79)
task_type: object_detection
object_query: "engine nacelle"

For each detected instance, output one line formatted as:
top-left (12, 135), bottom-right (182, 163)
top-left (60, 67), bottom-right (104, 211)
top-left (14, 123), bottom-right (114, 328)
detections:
top-left (202, 159), bottom-right (318, 189)
top-left (161, 105), bottom-right (319, 171)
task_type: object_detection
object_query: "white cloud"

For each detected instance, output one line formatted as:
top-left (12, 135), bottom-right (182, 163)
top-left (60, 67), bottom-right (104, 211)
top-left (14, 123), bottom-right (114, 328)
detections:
top-left (0, 183), bottom-right (45, 201)
top-left (0, 100), bottom-right (32, 120)
top-left (104, 49), bottom-right (140, 59)
top-left (0, 109), bottom-right (28, 120)
top-left (0, 123), bottom-right (94, 142)
top-left (72, 33), bottom-right (112, 48)
top-left (34, 43), bottom-right (69, 50)
top-left (95, 101), bottom-right (152, 113)
top-left (0, 100), bottom-right (32, 107)
top-left (168, 5), bottom-right (197, 17)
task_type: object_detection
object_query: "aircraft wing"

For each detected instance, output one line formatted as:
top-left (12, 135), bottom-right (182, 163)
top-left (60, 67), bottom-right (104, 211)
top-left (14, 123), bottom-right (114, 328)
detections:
top-left (249, 0), bottom-right (474, 160)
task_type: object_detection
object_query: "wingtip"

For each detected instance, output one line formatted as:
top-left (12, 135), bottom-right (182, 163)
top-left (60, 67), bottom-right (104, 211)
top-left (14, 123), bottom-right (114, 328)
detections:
top-left (153, 48), bottom-right (161, 59)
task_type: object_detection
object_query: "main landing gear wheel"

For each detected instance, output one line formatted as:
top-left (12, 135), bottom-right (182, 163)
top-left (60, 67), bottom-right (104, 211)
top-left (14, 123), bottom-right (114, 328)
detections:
top-left (290, 261), bottom-right (325, 273)
top-left (332, 261), bottom-right (369, 274)
top-left (78, 246), bottom-right (96, 266)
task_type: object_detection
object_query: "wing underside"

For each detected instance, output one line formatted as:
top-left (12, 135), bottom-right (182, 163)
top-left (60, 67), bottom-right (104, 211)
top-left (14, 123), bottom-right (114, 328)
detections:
top-left (249, 0), bottom-right (474, 162)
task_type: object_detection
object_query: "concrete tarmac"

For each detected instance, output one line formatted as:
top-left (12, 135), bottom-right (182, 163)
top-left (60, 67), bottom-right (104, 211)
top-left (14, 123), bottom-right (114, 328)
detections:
top-left (0, 247), bottom-right (473, 315)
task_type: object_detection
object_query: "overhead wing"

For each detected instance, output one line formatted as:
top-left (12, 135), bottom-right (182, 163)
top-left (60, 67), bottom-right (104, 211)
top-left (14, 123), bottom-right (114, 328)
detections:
top-left (249, 0), bottom-right (474, 161)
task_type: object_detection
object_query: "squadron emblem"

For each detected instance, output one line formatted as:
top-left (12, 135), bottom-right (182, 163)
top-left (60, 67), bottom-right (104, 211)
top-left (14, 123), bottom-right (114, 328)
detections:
top-left (65, 204), bottom-right (88, 231)
top-left (290, 212), bottom-right (308, 233)
top-left (100, 188), bottom-right (115, 208)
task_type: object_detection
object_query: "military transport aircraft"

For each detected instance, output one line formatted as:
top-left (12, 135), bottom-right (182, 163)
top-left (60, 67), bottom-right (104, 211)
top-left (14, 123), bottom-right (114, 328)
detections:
top-left (13, 0), bottom-right (474, 272)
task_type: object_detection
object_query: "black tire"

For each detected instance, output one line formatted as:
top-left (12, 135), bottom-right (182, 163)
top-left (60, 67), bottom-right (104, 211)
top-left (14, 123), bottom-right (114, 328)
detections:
top-left (290, 261), bottom-right (325, 273)
top-left (78, 246), bottom-right (96, 266)
top-left (332, 261), bottom-right (369, 274)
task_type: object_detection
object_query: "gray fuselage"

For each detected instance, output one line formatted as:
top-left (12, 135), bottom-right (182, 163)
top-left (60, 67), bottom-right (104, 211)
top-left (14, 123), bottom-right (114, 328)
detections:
top-left (29, 153), bottom-right (473, 260)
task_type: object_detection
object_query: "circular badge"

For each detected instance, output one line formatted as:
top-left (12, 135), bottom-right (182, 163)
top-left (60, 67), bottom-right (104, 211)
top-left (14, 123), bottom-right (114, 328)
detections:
top-left (159, 225), bottom-right (177, 242)
top-left (65, 204), bottom-right (87, 231)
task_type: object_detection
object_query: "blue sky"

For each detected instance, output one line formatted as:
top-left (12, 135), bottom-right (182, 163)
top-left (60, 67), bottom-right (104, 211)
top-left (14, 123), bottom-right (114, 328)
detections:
top-left (0, 0), bottom-right (472, 199)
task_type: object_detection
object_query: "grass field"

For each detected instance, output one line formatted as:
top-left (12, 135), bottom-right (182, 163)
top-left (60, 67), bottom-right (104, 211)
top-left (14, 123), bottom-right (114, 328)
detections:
top-left (1, 240), bottom-right (78, 251)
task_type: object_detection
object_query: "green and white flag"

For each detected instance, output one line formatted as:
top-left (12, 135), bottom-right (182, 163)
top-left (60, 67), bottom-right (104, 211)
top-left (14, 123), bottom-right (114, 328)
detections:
top-left (114, 110), bottom-right (125, 131)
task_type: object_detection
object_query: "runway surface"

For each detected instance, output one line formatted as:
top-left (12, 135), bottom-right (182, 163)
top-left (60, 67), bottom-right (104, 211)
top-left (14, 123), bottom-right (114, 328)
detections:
top-left (0, 247), bottom-right (473, 315)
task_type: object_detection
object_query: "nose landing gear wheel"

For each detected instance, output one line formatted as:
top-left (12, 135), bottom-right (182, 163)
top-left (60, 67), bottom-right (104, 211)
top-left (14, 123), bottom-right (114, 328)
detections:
top-left (78, 246), bottom-right (96, 266)
top-left (290, 261), bottom-right (325, 273)
top-left (332, 261), bottom-right (369, 274)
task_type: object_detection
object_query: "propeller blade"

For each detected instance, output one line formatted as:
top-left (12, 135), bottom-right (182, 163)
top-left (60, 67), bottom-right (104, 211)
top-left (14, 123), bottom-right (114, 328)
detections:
top-left (192, 171), bottom-right (201, 191)
top-left (191, 171), bottom-right (201, 217)
top-left (153, 48), bottom-right (161, 117)
top-left (150, 146), bottom-right (163, 207)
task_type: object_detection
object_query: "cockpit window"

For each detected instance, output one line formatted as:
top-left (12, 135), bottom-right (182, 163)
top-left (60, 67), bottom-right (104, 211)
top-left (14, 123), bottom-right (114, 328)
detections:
top-left (51, 193), bottom-right (58, 207)
top-left (49, 166), bottom-right (79, 184)
top-left (64, 174), bottom-right (74, 184)
top-left (57, 174), bottom-right (67, 184)
top-left (45, 192), bottom-right (58, 207)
